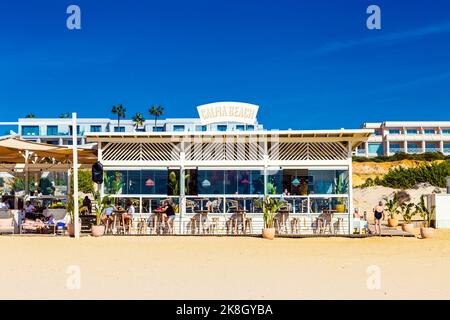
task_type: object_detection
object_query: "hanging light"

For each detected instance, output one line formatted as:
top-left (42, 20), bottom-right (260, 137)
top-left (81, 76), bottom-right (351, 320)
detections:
top-left (291, 177), bottom-right (300, 187)
top-left (241, 178), bottom-right (249, 184)
top-left (201, 179), bottom-right (211, 188)
top-left (145, 178), bottom-right (155, 187)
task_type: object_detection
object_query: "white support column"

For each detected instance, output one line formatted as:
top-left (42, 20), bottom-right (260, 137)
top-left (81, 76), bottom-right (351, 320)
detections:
top-left (440, 140), bottom-right (444, 154)
top-left (386, 141), bottom-right (390, 157)
top-left (72, 113), bottom-right (80, 239)
top-left (179, 146), bottom-right (186, 235)
top-left (347, 141), bottom-right (354, 235)
top-left (421, 140), bottom-right (426, 153)
top-left (98, 142), bottom-right (104, 200)
top-left (24, 150), bottom-right (29, 198)
top-left (364, 141), bottom-right (369, 158)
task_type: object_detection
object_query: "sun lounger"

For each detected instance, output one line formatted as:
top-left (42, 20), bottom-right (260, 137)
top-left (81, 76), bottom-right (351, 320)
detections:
top-left (0, 218), bottom-right (14, 234)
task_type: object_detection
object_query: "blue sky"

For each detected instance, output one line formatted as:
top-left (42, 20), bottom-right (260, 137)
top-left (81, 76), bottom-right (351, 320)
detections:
top-left (0, 0), bottom-right (449, 130)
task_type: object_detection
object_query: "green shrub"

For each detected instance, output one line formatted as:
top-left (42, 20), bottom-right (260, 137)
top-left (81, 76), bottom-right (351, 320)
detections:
top-left (360, 161), bottom-right (450, 189)
top-left (70, 169), bottom-right (95, 195)
top-left (353, 152), bottom-right (448, 163)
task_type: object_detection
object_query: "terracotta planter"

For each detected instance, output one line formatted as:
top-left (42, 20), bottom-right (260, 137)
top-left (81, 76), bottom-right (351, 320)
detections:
top-left (67, 223), bottom-right (82, 237)
top-left (420, 227), bottom-right (434, 239)
top-left (335, 204), bottom-right (346, 213)
top-left (91, 225), bottom-right (105, 237)
top-left (401, 223), bottom-right (414, 233)
top-left (262, 228), bottom-right (275, 240)
top-left (387, 218), bottom-right (398, 227)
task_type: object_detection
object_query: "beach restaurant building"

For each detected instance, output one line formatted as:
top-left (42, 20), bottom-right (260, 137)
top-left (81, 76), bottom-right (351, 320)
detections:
top-left (86, 102), bottom-right (372, 235)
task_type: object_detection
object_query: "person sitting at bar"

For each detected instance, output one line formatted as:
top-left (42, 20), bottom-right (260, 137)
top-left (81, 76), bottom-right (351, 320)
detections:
top-left (101, 202), bottom-right (116, 228)
top-left (161, 200), bottom-right (176, 233)
top-left (123, 200), bottom-right (135, 225)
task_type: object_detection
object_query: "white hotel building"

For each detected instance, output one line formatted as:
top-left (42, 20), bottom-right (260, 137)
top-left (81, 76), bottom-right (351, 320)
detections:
top-left (357, 121), bottom-right (450, 157)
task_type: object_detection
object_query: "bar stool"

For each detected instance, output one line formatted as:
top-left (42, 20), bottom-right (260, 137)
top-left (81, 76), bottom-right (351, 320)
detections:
top-left (244, 217), bottom-right (253, 234)
top-left (208, 217), bottom-right (220, 234)
top-left (290, 217), bottom-right (300, 234)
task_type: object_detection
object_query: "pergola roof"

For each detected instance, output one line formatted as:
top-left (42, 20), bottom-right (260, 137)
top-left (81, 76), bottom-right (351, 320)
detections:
top-left (0, 137), bottom-right (97, 164)
top-left (86, 129), bottom-right (373, 150)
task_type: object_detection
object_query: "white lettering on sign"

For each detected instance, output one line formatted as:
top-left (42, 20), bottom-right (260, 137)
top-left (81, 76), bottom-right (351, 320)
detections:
top-left (197, 102), bottom-right (259, 125)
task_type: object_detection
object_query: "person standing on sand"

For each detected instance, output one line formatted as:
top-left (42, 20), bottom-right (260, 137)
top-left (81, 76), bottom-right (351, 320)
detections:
top-left (373, 201), bottom-right (385, 235)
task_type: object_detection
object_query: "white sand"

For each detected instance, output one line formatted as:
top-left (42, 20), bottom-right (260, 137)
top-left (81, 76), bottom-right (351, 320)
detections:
top-left (2, 232), bottom-right (450, 299)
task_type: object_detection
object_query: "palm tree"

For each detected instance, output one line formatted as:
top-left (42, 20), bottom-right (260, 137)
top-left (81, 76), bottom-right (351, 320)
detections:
top-left (132, 112), bottom-right (145, 130)
top-left (111, 104), bottom-right (126, 128)
top-left (25, 113), bottom-right (35, 118)
top-left (149, 105), bottom-right (164, 126)
top-left (59, 113), bottom-right (70, 118)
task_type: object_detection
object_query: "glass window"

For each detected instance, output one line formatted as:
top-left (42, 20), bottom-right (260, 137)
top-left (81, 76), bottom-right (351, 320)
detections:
top-left (368, 143), bottom-right (383, 155)
top-left (153, 126), bottom-right (165, 132)
top-left (308, 170), bottom-right (349, 195)
top-left (47, 126), bottom-right (58, 136)
top-left (235, 125), bottom-right (245, 131)
top-left (22, 126), bottom-right (40, 136)
top-left (424, 129), bottom-right (436, 134)
top-left (374, 130), bottom-right (382, 136)
top-left (90, 125), bottom-right (101, 132)
top-left (406, 129), bottom-right (417, 134)
top-left (217, 125), bottom-right (227, 132)
top-left (198, 170), bottom-right (225, 195)
top-left (388, 129), bottom-right (400, 134)
top-left (196, 125), bottom-right (207, 132)
top-left (173, 125), bottom-right (185, 132)
top-left (246, 125), bottom-right (255, 131)
top-left (266, 169), bottom-right (283, 195)
top-left (442, 129), bottom-right (450, 134)
top-left (141, 170), bottom-right (168, 195)
top-left (444, 143), bottom-right (450, 152)
top-left (114, 127), bottom-right (125, 132)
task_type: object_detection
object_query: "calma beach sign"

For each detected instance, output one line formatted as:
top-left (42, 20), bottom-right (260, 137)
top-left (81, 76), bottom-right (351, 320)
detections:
top-left (197, 102), bottom-right (259, 125)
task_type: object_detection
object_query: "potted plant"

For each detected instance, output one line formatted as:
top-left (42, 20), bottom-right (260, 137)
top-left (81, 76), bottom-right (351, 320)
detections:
top-left (399, 202), bottom-right (415, 233)
top-left (91, 192), bottom-right (110, 237)
top-left (334, 175), bottom-right (348, 213)
top-left (384, 193), bottom-right (399, 227)
top-left (255, 196), bottom-right (284, 240)
top-left (415, 195), bottom-right (435, 239)
top-left (65, 194), bottom-right (82, 237)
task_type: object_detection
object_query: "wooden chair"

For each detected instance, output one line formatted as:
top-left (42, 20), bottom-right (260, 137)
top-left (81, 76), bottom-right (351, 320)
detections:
top-left (210, 199), bottom-right (222, 213)
top-left (186, 200), bottom-right (198, 213)
top-left (226, 200), bottom-right (239, 213)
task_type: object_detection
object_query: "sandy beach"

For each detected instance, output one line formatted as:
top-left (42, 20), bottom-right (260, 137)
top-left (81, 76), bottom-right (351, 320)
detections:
top-left (1, 231), bottom-right (450, 300)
